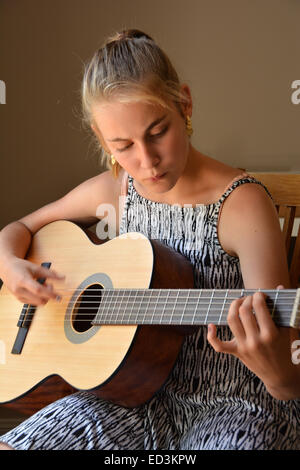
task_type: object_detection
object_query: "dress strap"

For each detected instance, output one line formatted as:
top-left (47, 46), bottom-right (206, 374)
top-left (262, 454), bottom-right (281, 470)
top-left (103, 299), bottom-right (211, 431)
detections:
top-left (217, 172), bottom-right (272, 205)
top-left (220, 172), bottom-right (250, 196)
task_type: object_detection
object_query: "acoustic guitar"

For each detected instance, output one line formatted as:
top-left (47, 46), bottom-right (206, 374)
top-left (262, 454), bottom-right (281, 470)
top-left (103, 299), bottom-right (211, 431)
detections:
top-left (0, 220), bottom-right (299, 408)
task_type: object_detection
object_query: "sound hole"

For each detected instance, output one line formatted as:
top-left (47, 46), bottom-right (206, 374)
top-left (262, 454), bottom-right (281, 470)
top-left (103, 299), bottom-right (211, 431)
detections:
top-left (72, 283), bottom-right (102, 333)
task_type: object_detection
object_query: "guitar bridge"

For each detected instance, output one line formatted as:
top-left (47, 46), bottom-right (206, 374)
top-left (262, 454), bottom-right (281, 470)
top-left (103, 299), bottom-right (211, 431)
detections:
top-left (11, 262), bottom-right (51, 355)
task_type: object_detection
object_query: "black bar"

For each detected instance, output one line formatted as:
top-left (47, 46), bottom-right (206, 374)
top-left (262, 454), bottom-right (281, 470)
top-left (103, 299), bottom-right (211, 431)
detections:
top-left (11, 326), bottom-right (29, 354)
top-left (11, 262), bottom-right (52, 354)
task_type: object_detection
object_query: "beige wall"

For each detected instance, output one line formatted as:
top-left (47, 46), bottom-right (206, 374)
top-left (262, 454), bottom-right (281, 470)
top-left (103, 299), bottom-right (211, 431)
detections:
top-left (0, 0), bottom-right (300, 228)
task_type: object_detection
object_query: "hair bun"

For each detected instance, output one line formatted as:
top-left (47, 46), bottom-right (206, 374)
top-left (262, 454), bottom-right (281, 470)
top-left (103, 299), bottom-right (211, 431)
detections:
top-left (106, 29), bottom-right (154, 46)
top-left (120, 29), bottom-right (153, 41)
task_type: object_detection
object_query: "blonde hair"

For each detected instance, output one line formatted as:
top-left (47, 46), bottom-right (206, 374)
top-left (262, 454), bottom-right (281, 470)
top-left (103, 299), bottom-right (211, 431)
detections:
top-left (81, 29), bottom-right (189, 178)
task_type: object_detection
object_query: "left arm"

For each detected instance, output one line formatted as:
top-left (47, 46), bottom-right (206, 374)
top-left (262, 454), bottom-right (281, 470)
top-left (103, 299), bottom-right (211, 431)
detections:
top-left (207, 183), bottom-right (300, 400)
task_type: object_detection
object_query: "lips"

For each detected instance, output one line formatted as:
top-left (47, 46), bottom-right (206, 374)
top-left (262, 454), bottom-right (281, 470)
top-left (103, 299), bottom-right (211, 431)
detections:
top-left (150, 172), bottom-right (166, 180)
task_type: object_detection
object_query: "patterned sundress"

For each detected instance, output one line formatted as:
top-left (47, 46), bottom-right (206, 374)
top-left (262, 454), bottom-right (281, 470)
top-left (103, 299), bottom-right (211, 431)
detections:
top-left (1, 173), bottom-right (299, 450)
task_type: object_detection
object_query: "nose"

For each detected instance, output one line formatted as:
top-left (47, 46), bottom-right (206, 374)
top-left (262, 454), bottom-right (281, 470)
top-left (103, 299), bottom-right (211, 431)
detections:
top-left (138, 143), bottom-right (160, 170)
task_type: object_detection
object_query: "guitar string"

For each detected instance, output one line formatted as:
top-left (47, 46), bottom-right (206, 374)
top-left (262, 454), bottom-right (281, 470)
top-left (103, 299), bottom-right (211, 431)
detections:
top-left (7, 306), bottom-right (292, 318)
top-left (31, 286), bottom-right (296, 290)
top-left (7, 310), bottom-right (292, 323)
top-left (3, 292), bottom-right (297, 321)
top-left (4, 302), bottom-right (295, 315)
top-left (5, 298), bottom-right (297, 307)
top-left (5, 306), bottom-right (295, 320)
top-left (28, 288), bottom-right (298, 294)
top-left (2, 288), bottom-right (297, 294)
top-left (4, 297), bottom-right (297, 310)
top-left (6, 318), bottom-right (294, 326)
top-left (40, 294), bottom-right (298, 300)
top-left (7, 314), bottom-right (294, 322)
top-left (2, 292), bottom-right (297, 299)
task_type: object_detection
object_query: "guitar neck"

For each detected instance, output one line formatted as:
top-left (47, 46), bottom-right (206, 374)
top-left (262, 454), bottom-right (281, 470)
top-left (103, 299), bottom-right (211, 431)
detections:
top-left (92, 288), bottom-right (300, 328)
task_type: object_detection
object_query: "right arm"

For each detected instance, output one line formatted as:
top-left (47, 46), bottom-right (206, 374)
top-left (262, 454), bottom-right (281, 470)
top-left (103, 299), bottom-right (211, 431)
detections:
top-left (0, 170), bottom-right (121, 306)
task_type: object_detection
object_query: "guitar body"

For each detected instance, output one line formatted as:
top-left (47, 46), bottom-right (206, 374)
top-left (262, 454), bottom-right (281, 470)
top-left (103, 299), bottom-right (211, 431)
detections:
top-left (0, 221), bottom-right (195, 408)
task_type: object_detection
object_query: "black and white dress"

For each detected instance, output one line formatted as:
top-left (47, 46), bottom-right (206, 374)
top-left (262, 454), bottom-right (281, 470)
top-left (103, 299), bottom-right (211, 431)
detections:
top-left (1, 174), bottom-right (299, 450)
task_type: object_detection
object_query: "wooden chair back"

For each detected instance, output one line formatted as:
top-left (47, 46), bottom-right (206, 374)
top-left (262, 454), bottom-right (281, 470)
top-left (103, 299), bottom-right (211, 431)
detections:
top-left (250, 173), bottom-right (300, 288)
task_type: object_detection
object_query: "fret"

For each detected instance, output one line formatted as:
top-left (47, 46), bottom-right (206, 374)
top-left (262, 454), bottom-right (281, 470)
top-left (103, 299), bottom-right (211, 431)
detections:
top-left (128, 289), bottom-right (135, 323)
top-left (192, 289), bottom-right (201, 325)
top-left (149, 290), bottom-right (158, 324)
top-left (155, 289), bottom-right (162, 323)
top-left (140, 289), bottom-right (147, 324)
top-left (124, 288), bottom-right (132, 324)
top-left (119, 289), bottom-right (126, 325)
top-left (290, 288), bottom-right (300, 328)
top-left (101, 289), bottom-right (110, 324)
top-left (149, 290), bottom-right (155, 324)
top-left (107, 290), bottom-right (112, 323)
top-left (148, 290), bottom-right (158, 324)
top-left (180, 290), bottom-right (190, 325)
top-left (131, 289), bottom-right (138, 324)
top-left (271, 289), bottom-right (279, 319)
top-left (134, 290), bottom-right (144, 324)
top-left (184, 290), bottom-right (198, 324)
top-left (109, 289), bottom-right (116, 323)
top-left (144, 295), bottom-right (153, 323)
top-left (159, 289), bottom-right (168, 324)
top-left (186, 290), bottom-right (198, 324)
top-left (219, 289), bottom-right (229, 325)
top-left (109, 289), bottom-right (115, 324)
top-left (205, 289), bottom-right (215, 325)
top-left (110, 289), bottom-right (118, 324)
top-left (113, 289), bottom-right (121, 324)
top-left (171, 291), bottom-right (180, 325)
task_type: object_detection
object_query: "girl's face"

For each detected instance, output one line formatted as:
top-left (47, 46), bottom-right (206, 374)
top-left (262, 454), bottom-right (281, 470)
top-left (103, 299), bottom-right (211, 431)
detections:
top-left (91, 93), bottom-right (192, 194)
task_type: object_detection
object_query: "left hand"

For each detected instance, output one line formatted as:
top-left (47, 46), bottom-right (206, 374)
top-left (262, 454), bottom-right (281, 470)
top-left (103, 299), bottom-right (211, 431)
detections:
top-left (207, 287), bottom-right (296, 397)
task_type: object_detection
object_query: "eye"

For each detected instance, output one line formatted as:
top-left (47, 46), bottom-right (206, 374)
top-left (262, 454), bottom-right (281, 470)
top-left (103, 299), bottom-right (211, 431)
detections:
top-left (116, 124), bottom-right (169, 153)
top-left (117, 143), bottom-right (133, 153)
top-left (150, 125), bottom-right (169, 139)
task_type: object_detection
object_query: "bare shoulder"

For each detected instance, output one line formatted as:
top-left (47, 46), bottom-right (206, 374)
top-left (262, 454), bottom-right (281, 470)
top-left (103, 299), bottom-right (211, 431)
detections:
top-left (219, 180), bottom-right (278, 244)
top-left (87, 169), bottom-right (123, 204)
top-left (218, 179), bottom-right (280, 257)
top-left (221, 179), bottom-right (274, 217)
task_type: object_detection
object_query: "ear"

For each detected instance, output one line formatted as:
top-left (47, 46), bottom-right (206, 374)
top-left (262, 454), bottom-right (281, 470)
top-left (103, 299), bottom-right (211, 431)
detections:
top-left (91, 123), bottom-right (100, 138)
top-left (180, 84), bottom-right (193, 117)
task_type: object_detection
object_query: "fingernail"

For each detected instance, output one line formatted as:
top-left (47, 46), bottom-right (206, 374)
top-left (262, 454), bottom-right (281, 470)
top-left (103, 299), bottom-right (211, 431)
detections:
top-left (56, 295), bottom-right (62, 302)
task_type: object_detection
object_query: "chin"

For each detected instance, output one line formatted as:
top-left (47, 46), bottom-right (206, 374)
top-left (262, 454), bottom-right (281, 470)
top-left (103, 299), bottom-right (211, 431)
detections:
top-left (153, 180), bottom-right (176, 194)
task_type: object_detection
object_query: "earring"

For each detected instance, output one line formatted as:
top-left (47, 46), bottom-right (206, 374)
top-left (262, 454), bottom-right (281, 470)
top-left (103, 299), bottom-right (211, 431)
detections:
top-left (110, 154), bottom-right (119, 178)
top-left (186, 116), bottom-right (193, 137)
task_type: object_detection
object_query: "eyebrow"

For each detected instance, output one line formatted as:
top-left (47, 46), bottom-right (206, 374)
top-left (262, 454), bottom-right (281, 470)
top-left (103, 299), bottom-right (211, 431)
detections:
top-left (107, 114), bottom-right (168, 142)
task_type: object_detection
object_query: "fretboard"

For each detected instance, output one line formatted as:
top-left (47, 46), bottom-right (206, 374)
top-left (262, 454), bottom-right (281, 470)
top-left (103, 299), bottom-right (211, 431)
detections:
top-left (91, 288), bottom-right (300, 328)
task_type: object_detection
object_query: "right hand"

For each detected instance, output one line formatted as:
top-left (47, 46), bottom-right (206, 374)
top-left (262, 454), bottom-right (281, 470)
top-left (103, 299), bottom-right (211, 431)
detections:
top-left (0, 257), bottom-right (65, 306)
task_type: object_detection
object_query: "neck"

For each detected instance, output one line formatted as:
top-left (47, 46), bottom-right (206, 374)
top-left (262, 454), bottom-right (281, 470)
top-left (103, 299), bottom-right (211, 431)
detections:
top-left (92, 288), bottom-right (300, 329)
